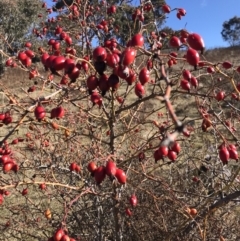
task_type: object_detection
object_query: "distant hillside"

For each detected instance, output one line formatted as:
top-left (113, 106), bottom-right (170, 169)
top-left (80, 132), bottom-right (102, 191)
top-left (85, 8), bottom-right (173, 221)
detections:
top-left (204, 45), bottom-right (240, 63)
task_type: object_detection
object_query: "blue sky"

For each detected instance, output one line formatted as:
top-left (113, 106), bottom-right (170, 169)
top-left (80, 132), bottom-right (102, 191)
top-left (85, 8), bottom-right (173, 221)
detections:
top-left (163, 0), bottom-right (240, 48)
top-left (46, 0), bottom-right (240, 49)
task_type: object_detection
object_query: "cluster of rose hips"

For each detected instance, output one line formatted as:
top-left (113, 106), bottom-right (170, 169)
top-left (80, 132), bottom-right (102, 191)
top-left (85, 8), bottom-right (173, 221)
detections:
top-left (0, 143), bottom-right (19, 173)
top-left (180, 69), bottom-right (199, 91)
top-left (186, 207), bottom-right (198, 216)
top-left (69, 162), bottom-right (81, 173)
top-left (162, 4), bottom-right (187, 20)
top-left (0, 189), bottom-right (10, 205)
top-left (154, 141), bottom-right (181, 163)
top-left (125, 194), bottom-right (138, 217)
top-left (48, 228), bottom-right (76, 241)
top-left (219, 143), bottom-right (238, 165)
top-left (25, 31), bottom-right (149, 109)
top-left (0, 111), bottom-right (13, 125)
top-left (13, 43), bottom-right (36, 68)
top-left (87, 32), bottom-right (148, 102)
top-left (34, 104), bottom-right (65, 121)
top-left (5, 41), bottom-right (33, 68)
top-left (179, 61), bottom-right (240, 100)
top-left (87, 160), bottom-right (127, 185)
top-left (131, 4), bottom-right (152, 22)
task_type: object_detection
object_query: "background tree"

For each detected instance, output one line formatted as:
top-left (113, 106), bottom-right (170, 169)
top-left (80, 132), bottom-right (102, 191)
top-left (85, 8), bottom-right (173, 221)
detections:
top-left (0, 0), bottom-right (45, 76)
top-left (221, 16), bottom-right (240, 46)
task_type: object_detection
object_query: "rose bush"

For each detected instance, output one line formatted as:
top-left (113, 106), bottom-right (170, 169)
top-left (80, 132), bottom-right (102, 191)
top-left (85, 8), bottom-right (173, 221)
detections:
top-left (0, 1), bottom-right (240, 240)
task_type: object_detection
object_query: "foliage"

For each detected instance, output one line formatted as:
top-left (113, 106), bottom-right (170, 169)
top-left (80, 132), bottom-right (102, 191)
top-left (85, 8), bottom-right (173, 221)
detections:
top-left (221, 16), bottom-right (240, 46)
top-left (0, 0), bottom-right (45, 75)
top-left (0, 0), bottom-right (42, 41)
top-left (0, 1), bottom-right (240, 241)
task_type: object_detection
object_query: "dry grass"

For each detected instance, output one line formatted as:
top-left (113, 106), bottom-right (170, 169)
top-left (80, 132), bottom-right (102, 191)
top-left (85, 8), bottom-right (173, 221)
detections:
top-left (204, 45), bottom-right (240, 63)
